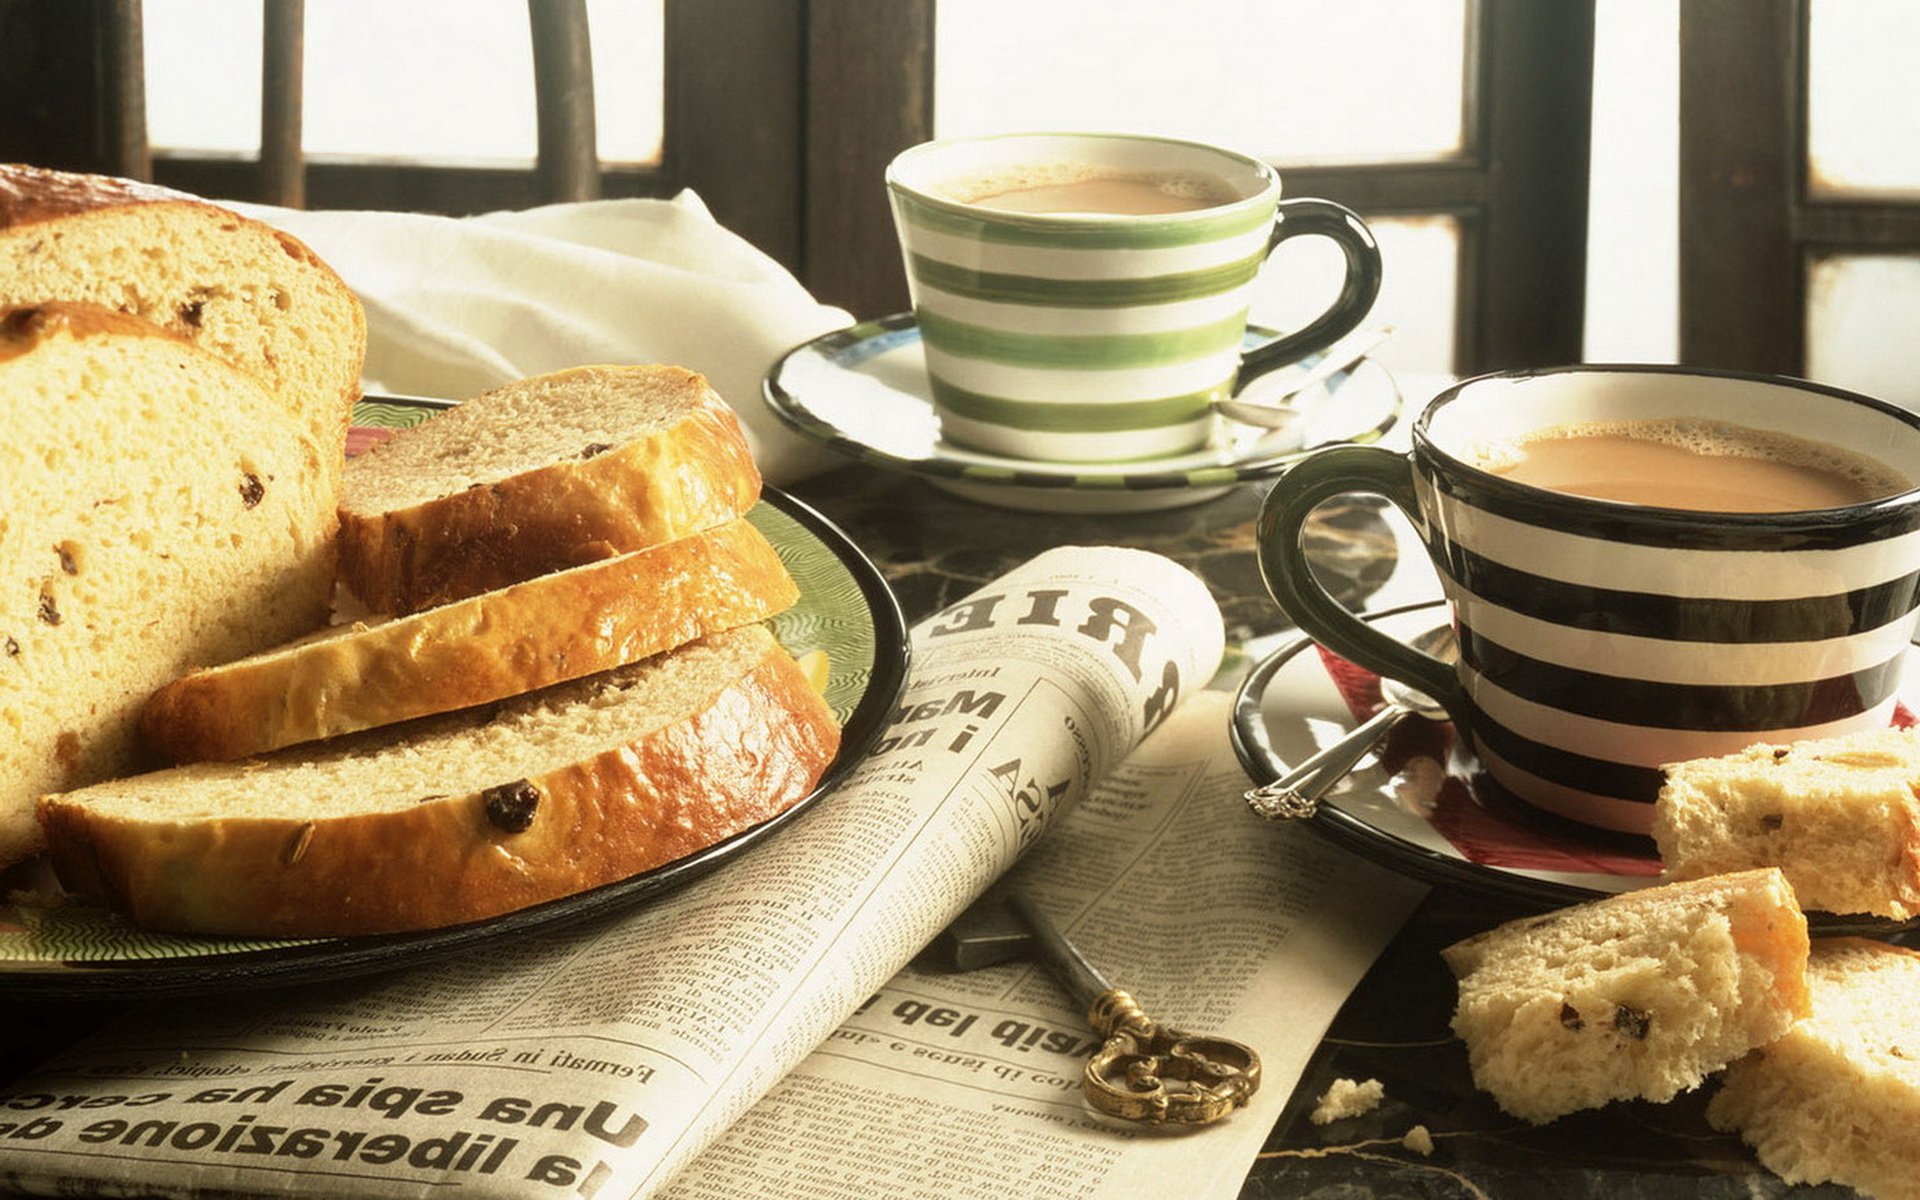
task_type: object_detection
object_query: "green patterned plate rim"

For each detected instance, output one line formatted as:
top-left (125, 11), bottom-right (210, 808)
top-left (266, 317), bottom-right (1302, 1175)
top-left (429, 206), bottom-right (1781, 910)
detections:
top-left (763, 311), bottom-right (1402, 492)
top-left (0, 398), bottom-right (909, 997)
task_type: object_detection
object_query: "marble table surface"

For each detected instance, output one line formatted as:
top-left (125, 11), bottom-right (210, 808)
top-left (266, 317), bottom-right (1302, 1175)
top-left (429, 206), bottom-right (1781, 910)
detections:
top-left (784, 464), bottom-right (1866, 1200)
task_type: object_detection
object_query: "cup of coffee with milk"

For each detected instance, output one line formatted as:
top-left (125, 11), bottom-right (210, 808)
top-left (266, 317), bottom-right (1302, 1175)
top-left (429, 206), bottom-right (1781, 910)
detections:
top-left (1257, 366), bottom-right (1920, 834)
top-left (886, 132), bottom-right (1382, 462)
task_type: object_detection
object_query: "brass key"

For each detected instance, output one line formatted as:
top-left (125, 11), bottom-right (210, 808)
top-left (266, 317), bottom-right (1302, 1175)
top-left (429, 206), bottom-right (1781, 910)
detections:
top-left (1007, 890), bottom-right (1262, 1126)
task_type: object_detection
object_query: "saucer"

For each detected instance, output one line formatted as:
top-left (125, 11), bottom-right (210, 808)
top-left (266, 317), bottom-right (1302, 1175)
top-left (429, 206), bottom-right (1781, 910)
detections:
top-left (1230, 600), bottom-right (1920, 935)
top-left (763, 313), bottom-right (1402, 514)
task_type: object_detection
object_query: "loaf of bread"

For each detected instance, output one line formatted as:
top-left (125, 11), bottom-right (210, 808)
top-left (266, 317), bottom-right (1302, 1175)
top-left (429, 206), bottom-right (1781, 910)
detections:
top-left (0, 163), bottom-right (366, 488)
top-left (1442, 868), bottom-right (1811, 1123)
top-left (1708, 937), bottom-right (1920, 1200)
top-left (339, 364), bottom-right (762, 614)
top-left (40, 625), bottom-right (840, 936)
top-left (141, 517), bottom-right (799, 761)
top-left (0, 302), bottom-right (336, 868)
top-left (1654, 727), bottom-right (1920, 919)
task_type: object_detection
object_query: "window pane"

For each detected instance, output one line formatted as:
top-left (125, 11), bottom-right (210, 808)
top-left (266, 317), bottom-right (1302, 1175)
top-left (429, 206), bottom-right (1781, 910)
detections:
top-left (146, 0), bottom-right (663, 168)
top-left (1806, 254), bottom-right (1920, 409)
top-left (933, 0), bottom-right (1468, 165)
top-left (1584, 0), bottom-right (1678, 363)
top-left (1250, 215), bottom-right (1459, 376)
top-left (1807, 0), bottom-right (1920, 199)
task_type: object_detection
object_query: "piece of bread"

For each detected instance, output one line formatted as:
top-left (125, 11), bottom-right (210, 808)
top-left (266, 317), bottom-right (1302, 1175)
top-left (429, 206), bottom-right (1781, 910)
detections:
top-left (1653, 727), bottom-right (1920, 919)
top-left (338, 364), bottom-right (762, 614)
top-left (140, 517), bottom-right (799, 762)
top-left (1442, 868), bottom-right (1811, 1124)
top-left (38, 624), bottom-right (840, 937)
top-left (0, 302), bottom-right (336, 868)
top-left (1709, 937), bottom-right (1920, 1200)
top-left (0, 163), bottom-right (366, 489)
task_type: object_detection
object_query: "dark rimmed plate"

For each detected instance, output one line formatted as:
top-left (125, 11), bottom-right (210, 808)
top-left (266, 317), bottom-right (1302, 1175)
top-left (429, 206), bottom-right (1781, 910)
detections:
top-left (0, 399), bottom-right (910, 999)
top-left (763, 312), bottom-right (1402, 513)
top-left (1230, 600), bottom-right (1920, 935)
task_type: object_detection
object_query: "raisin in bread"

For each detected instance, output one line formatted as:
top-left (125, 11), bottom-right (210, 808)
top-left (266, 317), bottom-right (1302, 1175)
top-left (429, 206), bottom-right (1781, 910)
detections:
top-left (0, 302), bottom-right (336, 867)
top-left (339, 364), bottom-right (762, 614)
top-left (141, 518), bottom-right (799, 761)
top-left (0, 163), bottom-right (366, 489)
top-left (1709, 937), bottom-right (1920, 1200)
top-left (1654, 727), bottom-right (1920, 919)
top-left (40, 625), bottom-right (840, 936)
top-left (1442, 868), bottom-right (1811, 1123)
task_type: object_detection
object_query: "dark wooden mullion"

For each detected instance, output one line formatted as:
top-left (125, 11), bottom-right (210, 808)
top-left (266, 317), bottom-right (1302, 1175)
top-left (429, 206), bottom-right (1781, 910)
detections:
top-left (528, 0), bottom-right (599, 203)
top-left (1277, 162), bottom-right (1488, 212)
top-left (802, 0), bottom-right (935, 320)
top-left (0, 3), bottom-right (87, 169)
top-left (662, 0), bottom-right (805, 273)
top-left (1678, 0), bottom-right (1802, 374)
top-left (1796, 203), bottom-right (1920, 247)
top-left (1469, 0), bottom-right (1594, 373)
top-left (100, 0), bottom-right (149, 180)
top-left (155, 158), bottom-right (670, 215)
top-left (260, 0), bottom-right (304, 207)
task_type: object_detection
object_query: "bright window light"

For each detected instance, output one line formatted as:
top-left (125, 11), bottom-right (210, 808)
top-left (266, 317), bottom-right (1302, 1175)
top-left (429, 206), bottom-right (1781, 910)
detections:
top-left (144, 0), bottom-right (663, 166)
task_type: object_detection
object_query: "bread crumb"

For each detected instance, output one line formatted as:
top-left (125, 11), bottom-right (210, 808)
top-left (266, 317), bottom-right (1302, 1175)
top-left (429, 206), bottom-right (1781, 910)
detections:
top-left (1309, 1077), bottom-right (1385, 1125)
top-left (1402, 1124), bottom-right (1434, 1155)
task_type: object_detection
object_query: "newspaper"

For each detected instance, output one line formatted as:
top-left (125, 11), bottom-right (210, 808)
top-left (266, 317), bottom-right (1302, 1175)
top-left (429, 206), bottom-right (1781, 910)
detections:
top-left (0, 546), bottom-right (1420, 1198)
top-left (665, 690), bottom-right (1424, 1199)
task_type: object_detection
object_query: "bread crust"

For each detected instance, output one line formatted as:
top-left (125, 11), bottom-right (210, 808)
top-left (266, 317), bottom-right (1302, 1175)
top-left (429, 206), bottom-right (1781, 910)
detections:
top-left (141, 519), bottom-right (799, 761)
top-left (0, 162), bottom-right (348, 282)
top-left (0, 162), bottom-right (197, 223)
top-left (0, 164), bottom-right (367, 484)
top-left (41, 640), bottom-right (841, 936)
top-left (338, 375), bottom-right (763, 614)
top-left (0, 300), bottom-right (191, 357)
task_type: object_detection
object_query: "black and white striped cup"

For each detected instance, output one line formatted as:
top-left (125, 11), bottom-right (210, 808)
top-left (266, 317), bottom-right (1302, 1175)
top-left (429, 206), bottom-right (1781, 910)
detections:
top-left (1258, 366), bottom-right (1920, 834)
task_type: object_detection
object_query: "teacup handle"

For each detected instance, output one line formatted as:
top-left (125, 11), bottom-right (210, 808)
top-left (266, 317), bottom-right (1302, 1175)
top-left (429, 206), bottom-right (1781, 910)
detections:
top-left (1256, 444), bottom-right (1466, 719)
top-left (1236, 199), bottom-right (1384, 388)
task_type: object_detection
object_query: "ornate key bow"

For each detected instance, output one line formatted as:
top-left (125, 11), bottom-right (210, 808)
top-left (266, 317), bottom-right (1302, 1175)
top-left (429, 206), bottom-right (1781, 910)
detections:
top-left (1010, 891), bottom-right (1262, 1126)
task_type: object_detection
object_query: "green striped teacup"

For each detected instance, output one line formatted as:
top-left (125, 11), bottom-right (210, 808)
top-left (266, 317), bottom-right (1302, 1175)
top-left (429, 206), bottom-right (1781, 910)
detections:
top-left (887, 132), bottom-right (1383, 463)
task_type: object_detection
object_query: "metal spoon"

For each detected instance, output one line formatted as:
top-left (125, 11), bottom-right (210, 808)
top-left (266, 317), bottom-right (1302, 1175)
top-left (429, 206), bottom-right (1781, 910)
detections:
top-left (1244, 624), bottom-right (1457, 821)
top-left (1212, 326), bottom-right (1394, 429)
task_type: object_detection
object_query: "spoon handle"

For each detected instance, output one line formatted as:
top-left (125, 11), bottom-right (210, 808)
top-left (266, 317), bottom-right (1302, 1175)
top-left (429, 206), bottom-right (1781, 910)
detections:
top-left (1213, 326), bottom-right (1394, 429)
top-left (1244, 702), bottom-right (1404, 820)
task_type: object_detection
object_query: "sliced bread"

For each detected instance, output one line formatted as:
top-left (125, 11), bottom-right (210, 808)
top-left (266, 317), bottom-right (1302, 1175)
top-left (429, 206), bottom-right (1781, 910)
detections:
top-left (1442, 868), bottom-right (1811, 1124)
top-left (339, 364), bottom-right (762, 614)
top-left (1708, 937), bottom-right (1920, 1200)
top-left (39, 624), bottom-right (840, 937)
top-left (140, 517), bottom-right (799, 762)
top-left (0, 163), bottom-right (366, 488)
top-left (0, 302), bottom-right (337, 868)
top-left (1654, 727), bottom-right (1920, 919)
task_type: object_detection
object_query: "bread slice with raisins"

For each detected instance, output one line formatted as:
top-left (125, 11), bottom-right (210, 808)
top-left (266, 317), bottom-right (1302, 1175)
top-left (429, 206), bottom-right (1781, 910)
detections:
top-left (1442, 868), bottom-right (1811, 1123)
top-left (140, 517), bottom-right (799, 762)
top-left (39, 625), bottom-right (840, 936)
top-left (339, 364), bottom-right (762, 615)
top-left (0, 302), bottom-right (336, 868)
top-left (1709, 937), bottom-right (1920, 1200)
top-left (1653, 727), bottom-right (1920, 919)
top-left (0, 163), bottom-right (366, 489)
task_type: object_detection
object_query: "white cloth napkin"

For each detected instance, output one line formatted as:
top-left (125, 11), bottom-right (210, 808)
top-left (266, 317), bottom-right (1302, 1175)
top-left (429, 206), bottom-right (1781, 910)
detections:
top-left (233, 191), bottom-right (853, 485)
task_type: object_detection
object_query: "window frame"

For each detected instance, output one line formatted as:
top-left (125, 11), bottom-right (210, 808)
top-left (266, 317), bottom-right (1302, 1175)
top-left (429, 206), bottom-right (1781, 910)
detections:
top-left (1679, 0), bottom-right (1920, 375)
top-left (0, 0), bottom-right (1593, 375)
